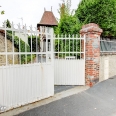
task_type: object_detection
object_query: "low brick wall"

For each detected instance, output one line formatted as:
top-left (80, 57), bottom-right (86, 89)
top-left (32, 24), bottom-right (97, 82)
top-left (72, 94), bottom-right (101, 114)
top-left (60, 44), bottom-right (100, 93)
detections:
top-left (0, 33), bottom-right (19, 66)
top-left (99, 53), bottom-right (116, 82)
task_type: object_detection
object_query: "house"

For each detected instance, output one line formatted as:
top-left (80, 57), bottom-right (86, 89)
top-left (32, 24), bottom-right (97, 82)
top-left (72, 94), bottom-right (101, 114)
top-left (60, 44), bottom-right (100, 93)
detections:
top-left (37, 8), bottom-right (58, 52)
top-left (15, 31), bottom-right (28, 45)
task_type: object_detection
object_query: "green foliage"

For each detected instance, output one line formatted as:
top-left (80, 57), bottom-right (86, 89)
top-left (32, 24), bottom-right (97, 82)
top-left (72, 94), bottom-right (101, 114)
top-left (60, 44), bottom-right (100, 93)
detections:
top-left (55, 0), bottom-right (81, 35)
top-left (7, 32), bottom-right (36, 64)
top-left (28, 35), bottom-right (40, 52)
top-left (3, 19), bottom-right (37, 64)
top-left (75, 0), bottom-right (116, 37)
top-left (57, 0), bottom-right (73, 19)
top-left (54, 0), bottom-right (81, 58)
top-left (1, 10), bottom-right (5, 15)
top-left (3, 19), bottom-right (11, 28)
top-left (55, 38), bottom-right (80, 58)
top-left (55, 15), bottom-right (81, 35)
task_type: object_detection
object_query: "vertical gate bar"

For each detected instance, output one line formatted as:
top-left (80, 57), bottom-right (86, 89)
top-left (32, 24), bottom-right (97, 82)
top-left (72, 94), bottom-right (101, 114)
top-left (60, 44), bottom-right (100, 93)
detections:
top-left (58, 34), bottom-right (59, 59)
top-left (46, 27), bottom-right (48, 63)
top-left (80, 37), bottom-right (81, 59)
top-left (62, 36), bottom-right (63, 59)
top-left (65, 35), bottom-right (66, 58)
top-left (51, 28), bottom-right (54, 68)
top-left (35, 27), bottom-right (38, 63)
top-left (40, 26), bottom-right (42, 63)
top-left (69, 34), bottom-right (70, 58)
top-left (30, 25), bottom-right (32, 64)
top-left (76, 36), bottom-right (77, 59)
top-left (12, 22), bottom-right (14, 65)
top-left (73, 35), bottom-right (74, 57)
top-left (5, 21), bottom-right (7, 65)
top-left (18, 23), bottom-right (21, 65)
top-left (24, 24), bottom-right (27, 64)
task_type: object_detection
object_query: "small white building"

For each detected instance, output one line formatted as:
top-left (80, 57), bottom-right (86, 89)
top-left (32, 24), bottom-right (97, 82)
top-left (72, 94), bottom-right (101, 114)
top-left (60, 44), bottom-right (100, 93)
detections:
top-left (15, 31), bottom-right (28, 45)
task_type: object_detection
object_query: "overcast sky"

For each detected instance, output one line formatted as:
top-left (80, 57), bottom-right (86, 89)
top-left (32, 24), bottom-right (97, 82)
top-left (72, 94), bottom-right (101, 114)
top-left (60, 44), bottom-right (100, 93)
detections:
top-left (0, 0), bottom-right (81, 28)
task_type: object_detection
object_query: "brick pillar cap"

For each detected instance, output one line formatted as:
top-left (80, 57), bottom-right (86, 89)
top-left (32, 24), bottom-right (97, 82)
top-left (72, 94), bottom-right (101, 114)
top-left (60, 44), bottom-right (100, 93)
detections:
top-left (80, 23), bottom-right (103, 34)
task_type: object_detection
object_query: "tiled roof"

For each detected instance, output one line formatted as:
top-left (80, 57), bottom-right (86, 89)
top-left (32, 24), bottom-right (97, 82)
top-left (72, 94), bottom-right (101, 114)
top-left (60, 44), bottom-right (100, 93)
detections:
top-left (38, 11), bottom-right (58, 26)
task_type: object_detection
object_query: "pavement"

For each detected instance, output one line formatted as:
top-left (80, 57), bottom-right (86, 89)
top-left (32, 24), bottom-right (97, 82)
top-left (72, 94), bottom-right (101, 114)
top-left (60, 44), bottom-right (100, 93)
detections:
top-left (14, 76), bottom-right (116, 116)
top-left (0, 86), bottom-right (89, 116)
top-left (54, 85), bottom-right (76, 94)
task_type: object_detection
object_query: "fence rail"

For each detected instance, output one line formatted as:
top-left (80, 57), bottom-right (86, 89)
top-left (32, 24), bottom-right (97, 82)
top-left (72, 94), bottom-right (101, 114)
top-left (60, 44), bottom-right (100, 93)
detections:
top-left (0, 22), bottom-right (53, 66)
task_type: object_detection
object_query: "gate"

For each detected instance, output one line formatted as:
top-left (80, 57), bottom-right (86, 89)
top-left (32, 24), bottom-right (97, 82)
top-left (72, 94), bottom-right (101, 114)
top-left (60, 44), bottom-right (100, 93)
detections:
top-left (0, 22), bottom-right (54, 112)
top-left (54, 35), bottom-right (85, 85)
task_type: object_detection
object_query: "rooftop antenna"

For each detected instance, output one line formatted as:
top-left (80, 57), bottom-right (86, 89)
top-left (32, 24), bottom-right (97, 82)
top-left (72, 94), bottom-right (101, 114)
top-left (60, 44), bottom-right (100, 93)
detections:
top-left (44, 7), bottom-right (46, 11)
top-left (51, 6), bottom-right (52, 12)
top-left (18, 17), bottom-right (23, 28)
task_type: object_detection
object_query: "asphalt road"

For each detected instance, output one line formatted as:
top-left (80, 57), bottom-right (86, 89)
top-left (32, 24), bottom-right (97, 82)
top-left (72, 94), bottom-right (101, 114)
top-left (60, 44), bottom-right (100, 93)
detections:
top-left (16, 76), bottom-right (116, 116)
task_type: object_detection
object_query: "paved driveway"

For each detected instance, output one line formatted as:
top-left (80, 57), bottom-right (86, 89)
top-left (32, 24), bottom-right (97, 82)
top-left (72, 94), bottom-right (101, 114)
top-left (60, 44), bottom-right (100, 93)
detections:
top-left (16, 76), bottom-right (116, 116)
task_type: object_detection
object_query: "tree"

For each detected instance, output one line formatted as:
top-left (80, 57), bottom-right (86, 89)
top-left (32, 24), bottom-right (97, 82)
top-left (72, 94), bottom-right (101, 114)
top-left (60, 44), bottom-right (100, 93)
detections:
top-left (54, 0), bottom-right (80, 35)
top-left (75, 0), bottom-right (116, 38)
top-left (3, 19), bottom-right (11, 28)
top-left (1, 10), bottom-right (5, 15)
top-left (56, 15), bottom-right (81, 35)
top-left (0, 6), bottom-right (5, 15)
top-left (54, 0), bottom-right (81, 59)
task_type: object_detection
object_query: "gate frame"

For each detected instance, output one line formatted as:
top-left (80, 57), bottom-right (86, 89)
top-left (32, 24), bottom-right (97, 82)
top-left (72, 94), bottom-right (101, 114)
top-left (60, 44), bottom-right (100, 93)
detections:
top-left (0, 22), bottom-right (54, 112)
top-left (53, 34), bottom-right (86, 85)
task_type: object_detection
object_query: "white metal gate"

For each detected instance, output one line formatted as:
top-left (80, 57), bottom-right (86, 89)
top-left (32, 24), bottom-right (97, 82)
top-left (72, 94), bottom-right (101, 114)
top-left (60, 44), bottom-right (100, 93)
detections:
top-left (54, 35), bottom-right (85, 85)
top-left (0, 22), bottom-right (54, 112)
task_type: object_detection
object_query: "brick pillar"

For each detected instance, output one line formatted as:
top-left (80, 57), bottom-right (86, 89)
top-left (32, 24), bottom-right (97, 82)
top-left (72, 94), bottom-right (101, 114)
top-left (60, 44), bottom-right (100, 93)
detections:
top-left (80, 23), bottom-right (103, 87)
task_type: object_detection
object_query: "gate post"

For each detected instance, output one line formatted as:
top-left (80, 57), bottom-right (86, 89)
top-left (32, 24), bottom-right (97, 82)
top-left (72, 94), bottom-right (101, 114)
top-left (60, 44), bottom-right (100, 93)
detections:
top-left (80, 23), bottom-right (103, 87)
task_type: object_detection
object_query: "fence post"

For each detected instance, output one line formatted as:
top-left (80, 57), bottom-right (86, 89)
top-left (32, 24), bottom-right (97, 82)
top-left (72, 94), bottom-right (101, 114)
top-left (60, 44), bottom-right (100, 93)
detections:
top-left (80, 23), bottom-right (103, 87)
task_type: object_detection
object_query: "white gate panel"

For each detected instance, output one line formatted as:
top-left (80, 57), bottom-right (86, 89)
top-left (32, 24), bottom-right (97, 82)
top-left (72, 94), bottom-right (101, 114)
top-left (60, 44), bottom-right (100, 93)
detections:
top-left (54, 59), bottom-right (85, 85)
top-left (0, 23), bottom-right (54, 112)
top-left (0, 63), bottom-right (54, 111)
top-left (54, 36), bottom-right (85, 85)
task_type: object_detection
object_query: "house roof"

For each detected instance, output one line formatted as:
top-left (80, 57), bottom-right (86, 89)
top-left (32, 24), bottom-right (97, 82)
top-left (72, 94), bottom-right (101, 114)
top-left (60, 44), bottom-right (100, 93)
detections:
top-left (37, 11), bottom-right (58, 26)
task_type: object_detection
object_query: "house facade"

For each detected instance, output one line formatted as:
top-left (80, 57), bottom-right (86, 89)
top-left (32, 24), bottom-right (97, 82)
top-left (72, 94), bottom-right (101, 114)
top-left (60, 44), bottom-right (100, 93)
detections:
top-left (37, 9), bottom-right (58, 52)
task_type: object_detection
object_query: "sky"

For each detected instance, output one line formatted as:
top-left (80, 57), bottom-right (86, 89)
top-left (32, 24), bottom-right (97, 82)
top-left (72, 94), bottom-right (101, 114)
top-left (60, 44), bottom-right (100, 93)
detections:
top-left (0, 0), bottom-right (81, 28)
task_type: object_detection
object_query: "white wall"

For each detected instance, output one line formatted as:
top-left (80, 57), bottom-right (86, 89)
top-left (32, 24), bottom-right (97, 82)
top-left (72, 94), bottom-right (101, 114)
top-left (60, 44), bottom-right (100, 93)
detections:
top-left (15, 32), bottom-right (28, 45)
top-left (99, 54), bottom-right (116, 82)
